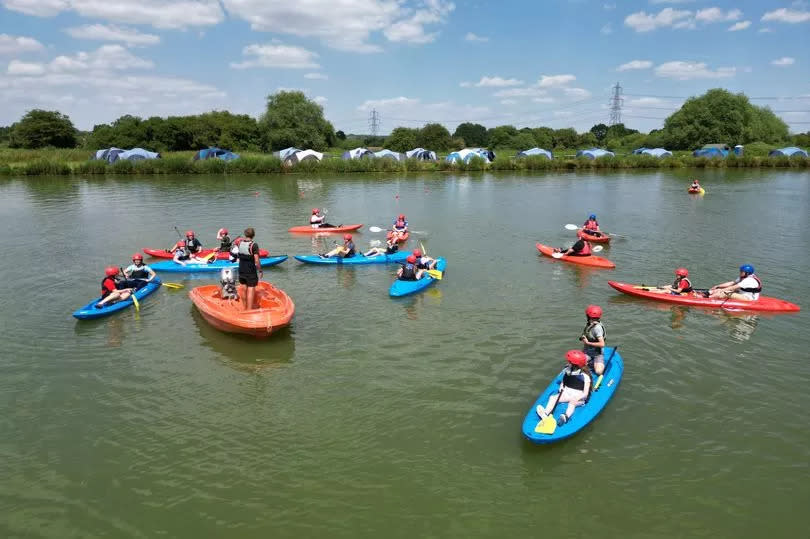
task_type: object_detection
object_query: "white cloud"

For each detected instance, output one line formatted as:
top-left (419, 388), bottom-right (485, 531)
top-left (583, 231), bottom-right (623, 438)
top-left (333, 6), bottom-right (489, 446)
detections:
top-left (537, 74), bottom-right (575, 87)
top-left (357, 96), bottom-right (420, 111)
top-left (758, 27), bottom-right (773, 33)
top-left (230, 43), bottom-right (319, 69)
top-left (654, 61), bottom-right (736, 80)
top-left (564, 87), bottom-right (591, 98)
top-left (473, 76), bottom-right (523, 87)
top-left (617, 60), bottom-right (653, 71)
top-left (304, 72), bottom-right (328, 80)
top-left (65, 24), bottom-right (160, 46)
top-left (532, 97), bottom-right (554, 104)
top-left (464, 32), bottom-right (489, 42)
top-left (499, 99), bottom-right (517, 105)
top-left (761, 8), bottom-right (810, 23)
top-left (695, 8), bottom-right (741, 23)
top-left (600, 23), bottom-right (613, 34)
top-left (771, 57), bottom-right (795, 67)
top-left (53, 44), bottom-right (154, 72)
top-left (625, 8), bottom-right (692, 31)
top-left (3, 1), bottom-right (225, 29)
top-left (728, 21), bottom-right (751, 31)
top-left (493, 87), bottom-right (548, 98)
top-left (313, 96), bottom-right (328, 105)
top-left (7, 60), bottom-right (45, 75)
top-left (0, 34), bottom-right (44, 55)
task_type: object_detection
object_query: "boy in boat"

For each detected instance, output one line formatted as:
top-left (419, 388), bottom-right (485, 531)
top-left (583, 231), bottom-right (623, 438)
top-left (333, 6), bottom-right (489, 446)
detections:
top-left (582, 214), bottom-right (602, 237)
top-left (235, 227), bottom-right (262, 310)
top-left (708, 264), bottom-right (761, 301)
top-left (216, 228), bottom-right (232, 254)
top-left (363, 237), bottom-right (398, 257)
top-left (171, 240), bottom-right (208, 266)
top-left (95, 266), bottom-right (135, 308)
top-left (580, 305), bottom-right (606, 375)
top-left (310, 208), bottom-right (336, 228)
top-left (122, 253), bottom-right (156, 290)
top-left (658, 267), bottom-right (693, 295)
top-left (554, 238), bottom-right (592, 257)
top-left (396, 254), bottom-right (424, 281)
top-left (323, 234), bottom-right (356, 258)
top-left (536, 350), bottom-right (592, 426)
top-left (411, 249), bottom-right (437, 270)
top-left (690, 179), bottom-right (701, 191)
top-left (390, 213), bottom-right (408, 240)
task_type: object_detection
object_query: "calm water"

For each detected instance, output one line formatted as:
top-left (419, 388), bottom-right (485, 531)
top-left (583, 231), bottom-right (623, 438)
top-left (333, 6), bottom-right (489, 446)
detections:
top-left (0, 170), bottom-right (808, 538)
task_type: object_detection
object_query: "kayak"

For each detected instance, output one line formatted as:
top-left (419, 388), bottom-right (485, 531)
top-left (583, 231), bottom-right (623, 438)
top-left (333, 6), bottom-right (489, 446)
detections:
top-left (536, 242), bottom-right (615, 269)
top-left (608, 281), bottom-right (800, 313)
top-left (288, 224), bottom-right (363, 234)
top-left (294, 251), bottom-right (411, 265)
top-left (189, 281), bottom-right (295, 338)
top-left (522, 347), bottom-right (624, 444)
top-left (389, 258), bottom-right (446, 297)
top-left (73, 277), bottom-right (162, 320)
top-left (387, 230), bottom-right (410, 243)
top-left (576, 229), bottom-right (611, 244)
top-left (150, 256), bottom-right (288, 273)
top-left (688, 187), bottom-right (705, 195)
top-left (143, 247), bottom-right (270, 260)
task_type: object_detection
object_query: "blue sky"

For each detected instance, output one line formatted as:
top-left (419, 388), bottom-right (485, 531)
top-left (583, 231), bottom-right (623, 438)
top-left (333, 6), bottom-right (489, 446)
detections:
top-left (1, 0), bottom-right (808, 134)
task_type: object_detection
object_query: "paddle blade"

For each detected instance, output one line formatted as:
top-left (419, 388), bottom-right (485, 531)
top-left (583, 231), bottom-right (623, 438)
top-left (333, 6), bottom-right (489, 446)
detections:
top-left (201, 251), bottom-right (217, 262)
top-left (593, 374), bottom-right (604, 391)
top-left (592, 245), bottom-right (603, 253)
top-left (551, 252), bottom-right (564, 259)
top-left (369, 226), bottom-right (383, 233)
top-left (131, 293), bottom-right (140, 313)
top-left (161, 282), bottom-right (184, 289)
top-left (564, 224), bottom-right (579, 231)
top-left (534, 415), bottom-right (557, 435)
top-left (426, 269), bottom-right (443, 280)
top-left (420, 241), bottom-right (427, 256)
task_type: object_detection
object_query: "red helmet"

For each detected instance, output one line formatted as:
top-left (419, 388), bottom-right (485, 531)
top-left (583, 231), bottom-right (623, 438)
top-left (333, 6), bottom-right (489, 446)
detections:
top-left (105, 266), bottom-right (118, 276)
top-left (412, 249), bottom-right (422, 257)
top-left (312, 208), bottom-right (319, 214)
top-left (585, 305), bottom-right (602, 318)
top-left (406, 254), bottom-right (417, 263)
top-left (344, 234), bottom-right (352, 240)
top-left (675, 267), bottom-right (689, 277)
top-left (218, 228), bottom-right (228, 236)
top-left (176, 240), bottom-right (184, 247)
top-left (132, 253), bottom-right (143, 261)
top-left (398, 214), bottom-right (405, 219)
top-left (566, 349), bottom-right (588, 367)
top-left (186, 230), bottom-right (194, 237)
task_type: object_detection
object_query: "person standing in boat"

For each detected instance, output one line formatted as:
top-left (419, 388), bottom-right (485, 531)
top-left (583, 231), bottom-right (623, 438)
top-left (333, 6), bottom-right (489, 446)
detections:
top-left (580, 305), bottom-right (606, 375)
top-left (709, 264), bottom-right (761, 301)
top-left (536, 350), bottom-right (592, 426)
top-left (235, 227), bottom-right (262, 310)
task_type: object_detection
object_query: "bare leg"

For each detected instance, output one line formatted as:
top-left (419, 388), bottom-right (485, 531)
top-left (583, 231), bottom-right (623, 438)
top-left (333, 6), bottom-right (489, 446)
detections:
top-left (245, 285), bottom-right (256, 310)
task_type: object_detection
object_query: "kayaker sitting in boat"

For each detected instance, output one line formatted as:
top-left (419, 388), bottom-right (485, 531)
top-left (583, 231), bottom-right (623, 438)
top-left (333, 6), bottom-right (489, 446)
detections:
top-left (122, 253), bottom-right (156, 290)
top-left (310, 208), bottom-right (336, 228)
top-left (95, 266), bottom-right (135, 309)
top-left (412, 249), bottom-right (437, 270)
top-left (323, 234), bottom-right (356, 258)
top-left (709, 264), bottom-right (761, 301)
top-left (554, 238), bottom-right (592, 257)
top-left (216, 228), bottom-right (232, 253)
top-left (580, 305), bottom-right (606, 375)
top-left (184, 230), bottom-right (203, 254)
top-left (397, 254), bottom-right (424, 281)
top-left (363, 237), bottom-right (398, 257)
top-left (690, 179), bottom-right (701, 190)
top-left (582, 214), bottom-right (602, 237)
top-left (663, 267), bottom-right (693, 295)
top-left (536, 350), bottom-right (592, 426)
top-left (171, 241), bottom-right (208, 266)
top-left (391, 213), bottom-right (408, 238)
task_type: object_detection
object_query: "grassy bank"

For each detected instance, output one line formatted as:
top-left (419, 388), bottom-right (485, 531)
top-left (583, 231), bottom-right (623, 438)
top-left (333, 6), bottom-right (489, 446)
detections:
top-left (0, 149), bottom-right (807, 176)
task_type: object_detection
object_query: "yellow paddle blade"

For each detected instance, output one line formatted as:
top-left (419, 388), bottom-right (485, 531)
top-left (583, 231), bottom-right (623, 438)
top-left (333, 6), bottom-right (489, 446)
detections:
top-left (427, 269), bottom-right (443, 280)
top-left (420, 241), bottom-right (427, 256)
top-left (201, 251), bottom-right (217, 262)
top-left (161, 282), bottom-right (184, 289)
top-left (131, 292), bottom-right (140, 313)
top-left (593, 374), bottom-right (604, 391)
top-left (534, 415), bottom-right (557, 435)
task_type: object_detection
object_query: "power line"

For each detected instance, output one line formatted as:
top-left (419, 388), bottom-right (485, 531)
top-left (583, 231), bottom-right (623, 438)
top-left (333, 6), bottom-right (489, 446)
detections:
top-left (624, 93), bottom-right (810, 101)
top-left (368, 109), bottom-right (380, 137)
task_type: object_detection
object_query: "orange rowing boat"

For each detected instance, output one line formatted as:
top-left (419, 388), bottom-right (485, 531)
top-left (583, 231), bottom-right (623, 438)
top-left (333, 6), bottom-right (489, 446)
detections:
top-left (189, 282), bottom-right (295, 337)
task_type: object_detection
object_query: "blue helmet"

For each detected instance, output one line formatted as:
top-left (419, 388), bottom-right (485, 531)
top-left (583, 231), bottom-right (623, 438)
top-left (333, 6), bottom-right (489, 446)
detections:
top-left (740, 264), bottom-right (755, 275)
top-left (589, 214), bottom-right (596, 220)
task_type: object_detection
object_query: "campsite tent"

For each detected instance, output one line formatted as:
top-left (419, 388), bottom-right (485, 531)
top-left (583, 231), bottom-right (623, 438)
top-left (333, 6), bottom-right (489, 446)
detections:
top-left (633, 147), bottom-right (672, 158)
top-left (374, 149), bottom-right (405, 161)
top-left (516, 147), bottom-right (553, 159)
top-left (405, 148), bottom-right (437, 161)
top-left (577, 148), bottom-right (615, 159)
top-left (93, 148), bottom-right (126, 163)
top-left (117, 148), bottom-right (160, 161)
top-left (769, 146), bottom-right (808, 157)
top-left (692, 148), bottom-right (726, 158)
top-left (192, 148), bottom-right (240, 161)
top-left (274, 147), bottom-right (301, 160)
top-left (733, 145), bottom-right (744, 156)
top-left (285, 149), bottom-right (324, 164)
top-left (445, 148), bottom-right (492, 164)
top-left (342, 148), bottom-right (375, 160)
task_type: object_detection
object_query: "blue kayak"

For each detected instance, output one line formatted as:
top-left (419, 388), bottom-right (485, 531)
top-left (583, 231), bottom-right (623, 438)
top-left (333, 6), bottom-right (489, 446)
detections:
top-left (73, 277), bottom-right (162, 320)
top-left (522, 347), bottom-right (624, 444)
top-left (294, 251), bottom-right (411, 265)
top-left (150, 256), bottom-right (288, 273)
top-left (389, 258), bottom-right (446, 297)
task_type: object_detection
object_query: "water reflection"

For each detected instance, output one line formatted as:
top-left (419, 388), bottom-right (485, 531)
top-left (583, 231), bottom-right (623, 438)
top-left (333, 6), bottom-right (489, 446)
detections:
top-left (714, 311), bottom-right (759, 343)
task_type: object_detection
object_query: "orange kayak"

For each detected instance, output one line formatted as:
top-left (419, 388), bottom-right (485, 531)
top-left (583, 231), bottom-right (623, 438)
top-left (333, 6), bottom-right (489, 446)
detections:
top-left (576, 229), bottom-right (611, 244)
top-left (189, 282), bottom-right (295, 338)
top-left (288, 224), bottom-right (363, 234)
top-left (387, 230), bottom-right (410, 243)
top-left (536, 242), bottom-right (616, 269)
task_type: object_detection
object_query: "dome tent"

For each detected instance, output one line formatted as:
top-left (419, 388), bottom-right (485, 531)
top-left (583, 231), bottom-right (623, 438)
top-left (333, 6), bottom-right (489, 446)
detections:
top-left (445, 148), bottom-right (493, 164)
top-left (117, 148), bottom-right (160, 161)
top-left (93, 148), bottom-right (126, 163)
top-left (633, 147), bottom-right (672, 158)
top-left (516, 147), bottom-right (552, 159)
top-left (405, 148), bottom-right (437, 161)
top-left (769, 147), bottom-right (808, 157)
top-left (274, 147), bottom-right (302, 160)
top-left (341, 147), bottom-right (375, 160)
top-left (192, 147), bottom-right (240, 161)
top-left (285, 149), bottom-right (324, 164)
top-left (374, 149), bottom-right (405, 161)
top-left (576, 148), bottom-right (615, 159)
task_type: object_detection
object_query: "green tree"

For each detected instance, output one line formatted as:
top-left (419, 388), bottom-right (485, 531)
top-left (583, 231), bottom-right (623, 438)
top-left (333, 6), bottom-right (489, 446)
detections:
top-left (531, 127), bottom-right (554, 149)
top-left (487, 125), bottom-right (518, 148)
top-left (577, 132), bottom-right (598, 148)
top-left (552, 128), bottom-right (578, 149)
top-left (385, 127), bottom-right (419, 152)
top-left (590, 123), bottom-right (608, 142)
top-left (453, 122), bottom-right (488, 146)
top-left (8, 109), bottom-right (77, 148)
top-left (335, 130), bottom-right (346, 140)
top-left (259, 91), bottom-right (335, 151)
top-left (417, 123), bottom-right (452, 151)
top-left (510, 132), bottom-right (537, 151)
top-left (793, 132), bottom-right (810, 148)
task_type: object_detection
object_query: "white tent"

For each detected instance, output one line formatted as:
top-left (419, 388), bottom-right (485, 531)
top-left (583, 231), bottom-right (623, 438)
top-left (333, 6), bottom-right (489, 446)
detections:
top-left (445, 148), bottom-right (491, 164)
top-left (374, 149), bottom-right (405, 161)
top-left (274, 147), bottom-right (302, 160)
top-left (406, 147), bottom-right (438, 161)
top-left (285, 149), bottom-right (324, 164)
top-left (341, 147), bottom-right (375, 160)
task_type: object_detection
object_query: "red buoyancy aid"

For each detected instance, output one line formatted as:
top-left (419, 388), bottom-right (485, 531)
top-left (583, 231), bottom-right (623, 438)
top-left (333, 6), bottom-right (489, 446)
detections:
top-left (673, 276), bottom-right (693, 292)
top-left (584, 219), bottom-right (599, 231)
top-left (578, 241), bottom-right (591, 256)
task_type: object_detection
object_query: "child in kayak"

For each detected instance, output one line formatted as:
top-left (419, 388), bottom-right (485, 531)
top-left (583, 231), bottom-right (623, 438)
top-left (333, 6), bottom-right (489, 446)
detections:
top-left (396, 254), bottom-right (424, 281)
top-left (411, 249), bottom-right (437, 270)
top-left (709, 264), bottom-right (762, 301)
top-left (536, 350), bottom-right (592, 426)
top-left (689, 179), bottom-right (701, 191)
top-left (663, 267), bottom-right (693, 295)
top-left (95, 266), bottom-right (134, 308)
top-left (582, 214), bottom-right (602, 237)
top-left (390, 213), bottom-right (408, 240)
top-left (580, 305), bottom-right (606, 375)
top-left (363, 237), bottom-right (398, 257)
top-left (171, 241), bottom-right (209, 266)
top-left (216, 228), bottom-right (232, 253)
top-left (310, 208), bottom-right (336, 228)
top-left (122, 253), bottom-right (156, 290)
top-left (554, 238), bottom-right (592, 257)
top-left (322, 234), bottom-right (356, 258)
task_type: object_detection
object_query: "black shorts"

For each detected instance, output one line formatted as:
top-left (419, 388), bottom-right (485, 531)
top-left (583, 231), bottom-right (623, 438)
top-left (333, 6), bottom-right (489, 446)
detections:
top-left (239, 273), bottom-right (259, 287)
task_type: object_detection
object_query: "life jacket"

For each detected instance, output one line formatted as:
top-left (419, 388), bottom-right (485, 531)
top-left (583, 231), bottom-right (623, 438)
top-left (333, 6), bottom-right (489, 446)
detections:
top-left (400, 263), bottom-right (417, 280)
top-left (394, 219), bottom-right (407, 231)
top-left (673, 276), bottom-right (693, 293)
top-left (572, 239), bottom-right (591, 256)
top-left (310, 215), bottom-right (322, 224)
top-left (416, 256), bottom-right (430, 269)
top-left (128, 263), bottom-right (150, 279)
top-left (219, 235), bottom-right (231, 251)
top-left (185, 237), bottom-right (201, 254)
top-left (236, 238), bottom-right (254, 260)
top-left (100, 276), bottom-right (117, 297)
top-left (344, 241), bottom-right (356, 256)
top-left (562, 367), bottom-right (588, 392)
top-left (584, 219), bottom-right (598, 231)
top-left (582, 321), bottom-right (606, 348)
top-left (740, 274), bottom-right (762, 293)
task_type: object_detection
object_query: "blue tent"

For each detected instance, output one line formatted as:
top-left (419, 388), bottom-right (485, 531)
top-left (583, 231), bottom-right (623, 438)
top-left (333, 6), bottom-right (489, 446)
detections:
top-left (577, 148), bottom-right (615, 159)
top-left (769, 147), bottom-right (807, 157)
top-left (117, 148), bottom-right (160, 161)
top-left (516, 147), bottom-right (553, 159)
top-left (193, 147), bottom-right (240, 161)
top-left (733, 145), bottom-right (744, 156)
top-left (342, 148), bottom-right (375, 160)
top-left (633, 147), bottom-right (672, 158)
top-left (405, 148), bottom-right (437, 161)
top-left (93, 148), bottom-right (126, 163)
top-left (374, 149), bottom-right (405, 161)
top-left (274, 147), bottom-right (301, 160)
top-left (692, 148), bottom-right (726, 158)
top-left (446, 148), bottom-right (492, 164)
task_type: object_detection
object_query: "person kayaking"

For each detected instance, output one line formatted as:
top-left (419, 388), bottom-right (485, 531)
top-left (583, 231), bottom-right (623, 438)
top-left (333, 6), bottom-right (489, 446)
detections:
top-left (582, 214), bottom-right (602, 237)
top-left (580, 305), bottom-right (606, 375)
top-left (310, 208), bottom-right (336, 228)
top-left (396, 254), bottom-right (424, 281)
top-left (171, 240), bottom-right (207, 266)
top-left (536, 350), bottom-right (592, 426)
top-left (216, 228), bottom-right (232, 253)
top-left (664, 267), bottom-right (693, 295)
top-left (184, 230), bottom-right (203, 255)
top-left (412, 248), bottom-right (437, 270)
top-left (390, 213), bottom-right (408, 239)
top-left (323, 234), bottom-right (356, 258)
top-left (235, 227), bottom-right (262, 310)
top-left (95, 266), bottom-right (134, 309)
top-left (709, 264), bottom-right (762, 301)
top-left (122, 253), bottom-right (156, 290)
top-left (363, 237), bottom-right (398, 257)
top-left (689, 179), bottom-right (701, 191)
top-left (554, 237), bottom-right (592, 257)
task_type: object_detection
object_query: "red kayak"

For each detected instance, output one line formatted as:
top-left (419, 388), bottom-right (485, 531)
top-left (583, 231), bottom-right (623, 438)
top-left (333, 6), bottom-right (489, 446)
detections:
top-left (577, 228), bottom-right (611, 244)
top-left (387, 230), bottom-right (410, 243)
top-left (536, 243), bottom-right (615, 269)
top-left (143, 247), bottom-right (270, 260)
top-left (608, 281), bottom-right (800, 313)
top-left (288, 224), bottom-right (363, 234)
top-left (190, 281), bottom-right (295, 337)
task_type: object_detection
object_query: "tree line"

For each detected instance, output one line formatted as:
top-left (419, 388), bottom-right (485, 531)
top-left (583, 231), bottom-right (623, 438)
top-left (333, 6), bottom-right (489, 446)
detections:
top-left (1, 89), bottom-right (806, 153)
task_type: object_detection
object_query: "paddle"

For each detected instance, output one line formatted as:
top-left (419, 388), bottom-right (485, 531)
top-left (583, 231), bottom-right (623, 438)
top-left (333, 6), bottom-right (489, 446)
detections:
top-left (120, 266), bottom-right (139, 313)
top-left (535, 378), bottom-right (565, 435)
top-left (161, 282), bottom-right (184, 289)
top-left (201, 251), bottom-right (217, 263)
top-left (564, 224), bottom-right (579, 230)
top-left (418, 242), bottom-right (444, 279)
top-left (593, 346), bottom-right (619, 391)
